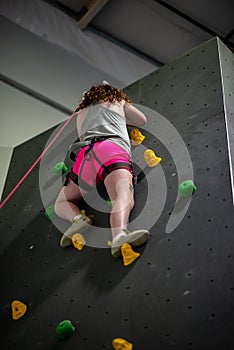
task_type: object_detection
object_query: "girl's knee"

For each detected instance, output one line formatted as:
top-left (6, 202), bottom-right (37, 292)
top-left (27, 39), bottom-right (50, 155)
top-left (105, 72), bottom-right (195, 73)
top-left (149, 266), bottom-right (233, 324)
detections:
top-left (111, 193), bottom-right (134, 212)
top-left (54, 189), bottom-right (65, 215)
top-left (54, 198), bottom-right (60, 216)
top-left (130, 197), bottom-right (135, 210)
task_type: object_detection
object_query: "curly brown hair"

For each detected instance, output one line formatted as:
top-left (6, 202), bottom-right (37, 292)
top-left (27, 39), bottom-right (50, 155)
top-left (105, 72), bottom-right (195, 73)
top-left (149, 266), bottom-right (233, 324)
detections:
top-left (76, 84), bottom-right (132, 111)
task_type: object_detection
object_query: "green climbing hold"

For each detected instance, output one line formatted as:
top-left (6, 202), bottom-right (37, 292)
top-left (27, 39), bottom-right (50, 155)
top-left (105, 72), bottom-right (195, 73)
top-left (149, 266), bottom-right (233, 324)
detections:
top-left (44, 205), bottom-right (54, 220)
top-left (107, 198), bottom-right (112, 207)
top-left (53, 162), bottom-right (68, 176)
top-left (55, 319), bottom-right (76, 339)
top-left (179, 180), bottom-right (197, 197)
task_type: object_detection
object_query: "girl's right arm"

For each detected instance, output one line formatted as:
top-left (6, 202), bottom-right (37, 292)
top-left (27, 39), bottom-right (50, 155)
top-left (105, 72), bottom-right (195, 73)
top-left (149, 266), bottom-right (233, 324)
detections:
top-left (124, 103), bottom-right (147, 126)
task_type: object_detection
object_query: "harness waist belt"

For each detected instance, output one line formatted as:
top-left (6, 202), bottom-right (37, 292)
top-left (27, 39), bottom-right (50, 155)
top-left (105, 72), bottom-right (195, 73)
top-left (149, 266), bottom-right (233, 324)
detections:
top-left (69, 135), bottom-right (120, 161)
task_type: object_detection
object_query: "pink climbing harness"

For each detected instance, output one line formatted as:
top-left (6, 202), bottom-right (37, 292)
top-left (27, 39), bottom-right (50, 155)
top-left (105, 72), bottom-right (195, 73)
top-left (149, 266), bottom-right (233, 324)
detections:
top-left (65, 137), bottom-right (134, 191)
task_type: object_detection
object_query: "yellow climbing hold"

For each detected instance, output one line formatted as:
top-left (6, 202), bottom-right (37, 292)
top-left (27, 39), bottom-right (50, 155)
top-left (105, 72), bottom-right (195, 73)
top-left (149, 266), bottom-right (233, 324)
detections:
top-left (121, 243), bottom-right (140, 266)
top-left (81, 209), bottom-right (94, 220)
top-left (144, 149), bottom-right (162, 167)
top-left (11, 300), bottom-right (27, 320)
top-left (112, 337), bottom-right (133, 350)
top-left (72, 233), bottom-right (86, 251)
top-left (130, 128), bottom-right (145, 145)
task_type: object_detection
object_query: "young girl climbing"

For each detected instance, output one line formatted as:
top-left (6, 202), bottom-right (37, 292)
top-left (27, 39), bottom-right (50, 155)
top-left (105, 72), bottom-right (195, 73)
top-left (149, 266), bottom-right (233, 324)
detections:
top-left (54, 83), bottom-right (149, 257)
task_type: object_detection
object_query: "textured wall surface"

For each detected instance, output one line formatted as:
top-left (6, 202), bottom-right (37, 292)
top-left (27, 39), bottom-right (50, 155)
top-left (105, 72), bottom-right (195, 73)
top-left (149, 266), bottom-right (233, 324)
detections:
top-left (0, 37), bottom-right (234, 350)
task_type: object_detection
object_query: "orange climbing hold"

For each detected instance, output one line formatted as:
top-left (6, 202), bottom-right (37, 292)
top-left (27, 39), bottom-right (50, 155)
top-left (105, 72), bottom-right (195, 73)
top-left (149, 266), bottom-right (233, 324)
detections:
top-left (130, 128), bottom-right (145, 145)
top-left (144, 149), bottom-right (162, 167)
top-left (112, 337), bottom-right (133, 350)
top-left (121, 243), bottom-right (140, 266)
top-left (72, 233), bottom-right (86, 250)
top-left (11, 300), bottom-right (27, 320)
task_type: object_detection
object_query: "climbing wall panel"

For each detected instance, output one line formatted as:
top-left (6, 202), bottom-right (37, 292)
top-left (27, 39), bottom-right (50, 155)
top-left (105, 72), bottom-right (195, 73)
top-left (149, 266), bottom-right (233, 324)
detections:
top-left (0, 37), bottom-right (234, 349)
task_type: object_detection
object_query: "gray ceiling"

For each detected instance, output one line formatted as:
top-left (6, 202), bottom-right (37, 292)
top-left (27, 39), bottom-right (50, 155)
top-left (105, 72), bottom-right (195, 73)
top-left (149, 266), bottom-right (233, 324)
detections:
top-left (49, 0), bottom-right (234, 65)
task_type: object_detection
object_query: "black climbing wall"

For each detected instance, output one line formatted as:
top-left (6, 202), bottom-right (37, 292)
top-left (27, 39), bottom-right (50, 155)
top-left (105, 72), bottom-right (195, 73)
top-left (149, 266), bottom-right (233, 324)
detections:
top-left (1, 37), bottom-right (234, 350)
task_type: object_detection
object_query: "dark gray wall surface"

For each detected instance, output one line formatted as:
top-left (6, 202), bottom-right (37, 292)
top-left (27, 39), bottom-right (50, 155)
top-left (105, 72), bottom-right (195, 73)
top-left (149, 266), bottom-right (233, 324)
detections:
top-left (0, 37), bottom-right (234, 350)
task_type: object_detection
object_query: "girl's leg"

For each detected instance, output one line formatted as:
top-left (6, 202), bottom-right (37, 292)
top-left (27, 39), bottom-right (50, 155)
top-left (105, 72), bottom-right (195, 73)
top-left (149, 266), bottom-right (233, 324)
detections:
top-left (55, 180), bottom-right (92, 248)
top-left (104, 168), bottom-right (134, 239)
top-left (54, 179), bottom-right (87, 223)
top-left (104, 168), bottom-right (149, 257)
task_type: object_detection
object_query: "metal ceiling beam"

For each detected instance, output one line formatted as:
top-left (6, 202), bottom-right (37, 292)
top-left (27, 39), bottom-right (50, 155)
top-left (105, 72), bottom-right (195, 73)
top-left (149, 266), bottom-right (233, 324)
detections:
top-left (154, 0), bottom-right (234, 49)
top-left (88, 26), bottom-right (164, 66)
top-left (77, 0), bottom-right (109, 29)
top-left (225, 28), bottom-right (234, 41)
top-left (0, 73), bottom-right (73, 115)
